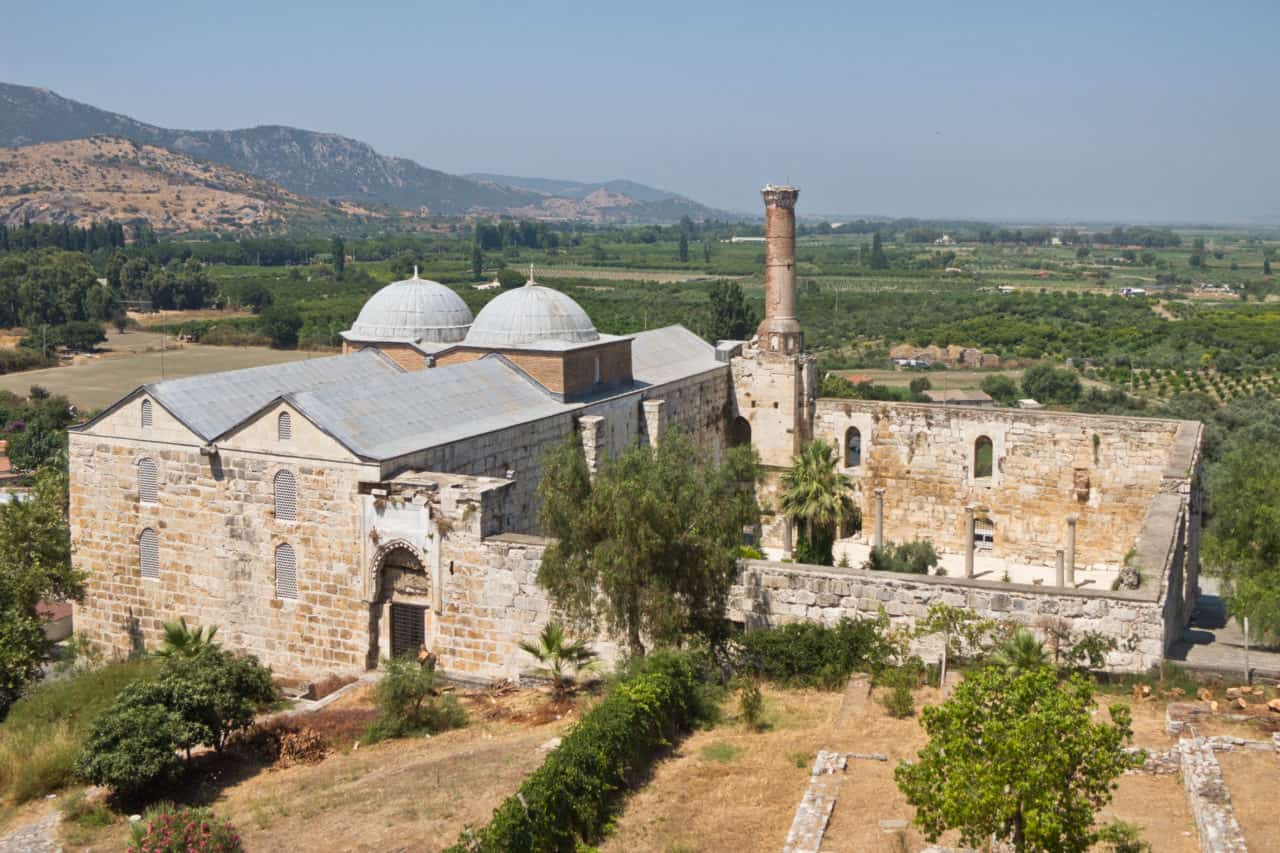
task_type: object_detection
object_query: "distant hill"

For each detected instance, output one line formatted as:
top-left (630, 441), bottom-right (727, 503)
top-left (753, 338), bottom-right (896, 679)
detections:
top-left (0, 83), bottom-right (727, 223)
top-left (0, 136), bottom-right (379, 234)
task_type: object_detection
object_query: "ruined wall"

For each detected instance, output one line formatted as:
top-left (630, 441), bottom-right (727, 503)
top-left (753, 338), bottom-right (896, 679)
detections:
top-left (729, 560), bottom-right (1170, 672)
top-left (69, 432), bottom-right (379, 677)
top-left (813, 400), bottom-right (1199, 567)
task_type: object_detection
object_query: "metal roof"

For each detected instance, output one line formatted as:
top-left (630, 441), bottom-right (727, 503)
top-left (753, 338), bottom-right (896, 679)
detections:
top-left (147, 349), bottom-right (401, 440)
top-left (289, 355), bottom-right (574, 459)
top-left (463, 282), bottom-right (599, 348)
top-left (342, 271), bottom-right (473, 345)
top-left (630, 325), bottom-right (722, 385)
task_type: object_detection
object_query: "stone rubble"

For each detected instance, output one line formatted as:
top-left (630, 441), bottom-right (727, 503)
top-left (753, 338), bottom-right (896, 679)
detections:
top-left (781, 750), bottom-right (847, 853)
top-left (1178, 737), bottom-right (1249, 853)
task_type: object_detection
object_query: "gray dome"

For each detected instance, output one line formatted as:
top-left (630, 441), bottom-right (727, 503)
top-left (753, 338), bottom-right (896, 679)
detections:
top-left (346, 270), bottom-right (473, 344)
top-left (464, 278), bottom-right (599, 348)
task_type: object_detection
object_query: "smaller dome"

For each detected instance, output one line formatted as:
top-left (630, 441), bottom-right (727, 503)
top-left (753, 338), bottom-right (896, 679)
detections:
top-left (346, 269), bottom-right (473, 344)
top-left (464, 275), bottom-right (598, 348)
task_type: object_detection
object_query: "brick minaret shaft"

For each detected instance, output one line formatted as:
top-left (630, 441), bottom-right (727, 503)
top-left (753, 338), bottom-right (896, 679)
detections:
top-left (756, 185), bottom-right (803, 354)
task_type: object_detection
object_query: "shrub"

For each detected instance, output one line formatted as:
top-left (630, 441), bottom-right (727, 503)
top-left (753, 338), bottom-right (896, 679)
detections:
top-left (0, 657), bottom-right (156, 802)
top-left (866, 540), bottom-right (939, 574)
top-left (363, 655), bottom-right (466, 744)
top-left (881, 684), bottom-right (915, 718)
top-left (127, 804), bottom-right (244, 853)
top-left (75, 698), bottom-right (187, 799)
top-left (737, 678), bottom-right (764, 730)
top-left (58, 788), bottom-right (115, 828)
top-left (730, 616), bottom-right (890, 688)
top-left (1097, 820), bottom-right (1153, 852)
top-left (447, 651), bottom-right (705, 852)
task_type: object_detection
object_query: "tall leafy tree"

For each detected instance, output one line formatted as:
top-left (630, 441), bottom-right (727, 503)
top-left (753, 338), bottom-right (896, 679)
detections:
top-left (705, 280), bottom-right (757, 342)
top-left (471, 244), bottom-right (484, 280)
top-left (896, 666), bottom-right (1139, 852)
top-left (536, 430), bottom-right (760, 656)
top-left (331, 237), bottom-right (346, 280)
top-left (678, 232), bottom-right (689, 263)
top-left (868, 231), bottom-right (889, 269)
top-left (780, 440), bottom-right (856, 565)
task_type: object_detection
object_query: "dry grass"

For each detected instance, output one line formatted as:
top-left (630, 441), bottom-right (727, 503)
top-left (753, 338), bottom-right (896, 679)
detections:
top-left (1218, 749), bottom-right (1280, 853)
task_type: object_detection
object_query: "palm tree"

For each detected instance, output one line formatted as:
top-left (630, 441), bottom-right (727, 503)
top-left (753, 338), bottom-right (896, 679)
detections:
top-left (779, 440), bottom-right (857, 565)
top-left (153, 617), bottom-right (219, 658)
top-left (991, 628), bottom-right (1050, 676)
top-left (518, 622), bottom-right (597, 697)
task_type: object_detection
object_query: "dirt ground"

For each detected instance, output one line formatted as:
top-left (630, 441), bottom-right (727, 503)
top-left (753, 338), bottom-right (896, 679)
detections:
top-left (1218, 749), bottom-right (1280, 853)
top-left (840, 367), bottom-right (1025, 390)
top-left (535, 266), bottom-right (739, 283)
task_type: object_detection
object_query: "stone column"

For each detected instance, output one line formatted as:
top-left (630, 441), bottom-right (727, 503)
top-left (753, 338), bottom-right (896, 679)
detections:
top-left (873, 488), bottom-right (885, 548)
top-left (577, 416), bottom-right (605, 480)
top-left (964, 506), bottom-right (975, 578)
top-left (782, 516), bottom-right (794, 559)
top-left (755, 185), bottom-right (803, 354)
top-left (1065, 514), bottom-right (1078, 586)
top-left (641, 399), bottom-right (666, 448)
top-left (1055, 548), bottom-right (1065, 588)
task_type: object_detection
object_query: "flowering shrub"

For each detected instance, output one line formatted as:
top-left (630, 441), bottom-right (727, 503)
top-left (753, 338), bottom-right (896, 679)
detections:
top-left (126, 805), bottom-right (243, 853)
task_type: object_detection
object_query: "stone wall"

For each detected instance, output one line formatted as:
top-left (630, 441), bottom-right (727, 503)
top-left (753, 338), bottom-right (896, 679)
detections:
top-left (729, 559), bottom-right (1175, 672)
top-left (812, 400), bottom-right (1201, 567)
top-left (69, 433), bottom-right (379, 676)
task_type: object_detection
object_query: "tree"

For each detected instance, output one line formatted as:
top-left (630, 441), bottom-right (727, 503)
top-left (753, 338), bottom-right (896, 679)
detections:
top-left (1203, 442), bottom-right (1280, 641)
top-left (780, 440), bottom-right (856, 566)
top-left (1265, 258), bottom-right (1273, 276)
top-left (517, 622), bottom-right (597, 697)
top-left (496, 267), bottom-right (525, 289)
top-left (259, 304), bottom-right (303, 349)
top-left (908, 376), bottom-right (931, 395)
top-left (1021, 364), bottom-right (1082, 404)
top-left (981, 374), bottom-right (1019, 405)
top-left (75, 696), bottom-right (186, 800)
top-left (237, 282), bottom-right (274, 314)
top-left (471, 244), bottom-right (484, 280)
top-left (868, 232), bottom-right (889, 270)
top-left (0, 454), bottom-right (79, 713)
top-left (153, 617), bottom-right (219, 659)
top-left (895, 666), bottom-right (1140, 852)
top-left (535, 430), bottom-right (760, 657)
top-left (913, 604), bottom-right (994, 686)
top-left (990, 628), bottom-right (1050, 676)
top-left (330, 237), bottom-right (345, 280)
top-left (705, 280), bottom-right (757, 342)
top-left (678, 232), bottom-right (689, 263)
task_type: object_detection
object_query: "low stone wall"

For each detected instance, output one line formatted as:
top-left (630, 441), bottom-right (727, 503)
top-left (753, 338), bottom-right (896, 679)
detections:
top-left (730, 559), bottom-right (1170, 671)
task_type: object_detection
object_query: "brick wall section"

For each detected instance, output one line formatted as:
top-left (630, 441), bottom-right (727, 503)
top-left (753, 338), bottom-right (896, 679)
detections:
top-left (434, 339), bottom-right (633, 400)
top-left (69, 434), bottom-right (379, 675)
top-left (813, 400), bottom-right (1200, 566)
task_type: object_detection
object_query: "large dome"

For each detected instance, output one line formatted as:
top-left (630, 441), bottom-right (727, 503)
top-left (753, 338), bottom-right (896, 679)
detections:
top-left (345, 269), bottom-right (473, 344)
top-left (464, 277), bottom-right (599, 348)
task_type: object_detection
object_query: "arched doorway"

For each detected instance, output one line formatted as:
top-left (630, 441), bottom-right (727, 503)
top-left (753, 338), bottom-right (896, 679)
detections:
top-left (369, 542), bottom-right (432, 665)
top-left (728, 416), bottom-right (752, 448)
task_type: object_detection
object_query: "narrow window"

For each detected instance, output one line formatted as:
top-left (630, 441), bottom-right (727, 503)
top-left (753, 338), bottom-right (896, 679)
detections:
top-left (594, 356), bottom-right (601, 385)
top-left (845, 427), bottom-right (862, 467)
top-left (140, 399), bottom-right (153, 429)
top-left (974, 517), bottom-right (995, 551)
top-left (274, 470), bottom-right (297, 522)
top-left (137, 457), bottom-right (158, 503)
top-left (139, 527), bottom-right (159, 579)
top-left (275, 543), bottom-right (297, 600)
top-left (974, 436), bottom-right (994, 479)
top-left (277, 411), bottom-right (292, 441)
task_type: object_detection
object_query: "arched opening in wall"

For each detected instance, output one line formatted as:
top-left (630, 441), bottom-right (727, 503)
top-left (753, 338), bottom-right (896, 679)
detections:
top-left (373, 545), bottom-right (430, 662)
top-left (974, 435), bottom-right (994, 480)
top-left (274, 543), bottom-right (297, 599)
top-left (728, 416), bottom-right (752, 448)
top-left (138, 527), bottom-right (159, 580)
top-left (140, 399), bottom-right (153, 430)
top-left (274, 470), bottom-right (297, 521)
top-left (845, 426), bottom-right (862, 467)
top-left (974, 517), bottom-right (994, 551)
top-left (137, 458), bottom-right (158, 503)
top-left (277, 411), bottom-right (292, 441)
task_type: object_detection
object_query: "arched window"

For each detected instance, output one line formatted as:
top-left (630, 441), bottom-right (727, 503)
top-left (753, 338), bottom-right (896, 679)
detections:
top-left (728, 416), bottom-right (752, 448)
top-left (274, 470), bottom-right (297, 522)
top-left (140, 399), bottom-right (153, 429)
top-left (845, 427), bottom-right (862, 467)
top-left (274, 543), bottom-right (297, 600)
top-left (277, 411), bottom-right (292, 441)
top-left (137, 457), bottom-right (158, 503)
top-left (139, 527), bottom-right (159, 579)
top-left (974, 436), bottom-right (994, 479)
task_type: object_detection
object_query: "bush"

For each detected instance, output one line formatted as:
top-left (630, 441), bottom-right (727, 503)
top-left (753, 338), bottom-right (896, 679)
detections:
top-left (1021, 363), bottom-right (1082, 405)
top-left (881, 684), bottom-right (915, 718)
top-left (259, 304), bottom-right (303, 349)
top-left (75, 697), bottom-right (187, 799)
top-left (363, 655), bottom-right (466, 744)
top-left (127, 804), bottom-right (244, 853)
top-left (447, 651), bottom-right (705, 852)
top-left (737, 678), bottom-right (764, 730)
top-left (866, 540), bottom-right (939, 574)
top-left (1097, 820), bottom-right (1153, 853)
top-left (0, 657), bottom-right (156, 802)
top-left (731, 616), bottom-right (890, 688)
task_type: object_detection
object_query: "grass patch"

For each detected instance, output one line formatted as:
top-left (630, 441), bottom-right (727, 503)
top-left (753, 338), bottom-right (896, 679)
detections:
top-left (786, 750), bottom-right (815, 770)
top-left (0, 657), bottom-right (157, 802)
top-left (699, 741), bottom-right (744, 764)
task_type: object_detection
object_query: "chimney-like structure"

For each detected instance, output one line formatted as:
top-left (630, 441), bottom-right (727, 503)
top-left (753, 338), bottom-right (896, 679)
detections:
top-left (756, 185), bottom-right (803, 354)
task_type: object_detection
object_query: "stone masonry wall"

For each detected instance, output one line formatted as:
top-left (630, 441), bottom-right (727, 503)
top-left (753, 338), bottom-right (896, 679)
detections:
top-left (729, 560), bottom-right (1170, 671)
top-left (70, 433), bottom-right (379, 676)
top-left (813, 400), bottom-right (1198, 567)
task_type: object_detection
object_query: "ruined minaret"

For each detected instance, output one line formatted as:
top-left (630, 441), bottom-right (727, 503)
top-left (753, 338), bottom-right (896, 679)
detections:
top-left (756, 185), bottom-right (803, 354)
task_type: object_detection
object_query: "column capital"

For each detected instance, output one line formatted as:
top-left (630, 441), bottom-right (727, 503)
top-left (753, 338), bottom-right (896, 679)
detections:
top-left (1066, 513), bottom-right (1079, 525)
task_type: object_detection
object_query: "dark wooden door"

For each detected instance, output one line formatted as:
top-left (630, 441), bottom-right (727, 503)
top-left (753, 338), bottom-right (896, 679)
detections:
top-left (390, 603), bottom-right (426, 659)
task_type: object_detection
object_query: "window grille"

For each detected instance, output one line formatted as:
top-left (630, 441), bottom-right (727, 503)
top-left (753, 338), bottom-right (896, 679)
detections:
top-left (275, 543), bottom-right (297, 599)
top-left (139, 528), bottom-right (159, 579)
top-left (974, 518), bottom-right (995, 551)
top-left (138, 458), bottom-right (158, 503)
top-left (274, 470), bottom-right (297, 521)
top-left (141, 399), bottom-right (153, 429)
top-left (277, 411), bottom-right (292, 441)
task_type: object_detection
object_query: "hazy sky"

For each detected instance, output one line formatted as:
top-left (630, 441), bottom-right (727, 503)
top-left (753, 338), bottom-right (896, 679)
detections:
top-left (3, 0), bottom-right (1277, 222)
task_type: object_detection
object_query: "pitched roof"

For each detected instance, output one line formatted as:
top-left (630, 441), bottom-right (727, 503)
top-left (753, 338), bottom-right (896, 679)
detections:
top-left (630, 325), bottom-right (721, 385)
top-left (147, 349), bottom-right (402, 440)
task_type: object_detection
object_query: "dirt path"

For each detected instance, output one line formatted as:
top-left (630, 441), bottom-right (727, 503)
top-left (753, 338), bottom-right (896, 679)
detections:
top-left (0, 811), bottom-right (60, 853)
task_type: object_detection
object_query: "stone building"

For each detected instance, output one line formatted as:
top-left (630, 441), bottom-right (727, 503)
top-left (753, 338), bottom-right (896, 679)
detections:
top-left (69, 185), bottom-right (1202, 681)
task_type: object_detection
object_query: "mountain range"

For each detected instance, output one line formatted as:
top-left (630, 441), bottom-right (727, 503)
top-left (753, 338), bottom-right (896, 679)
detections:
top-left (0, 82), bottom-right (729, 229)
